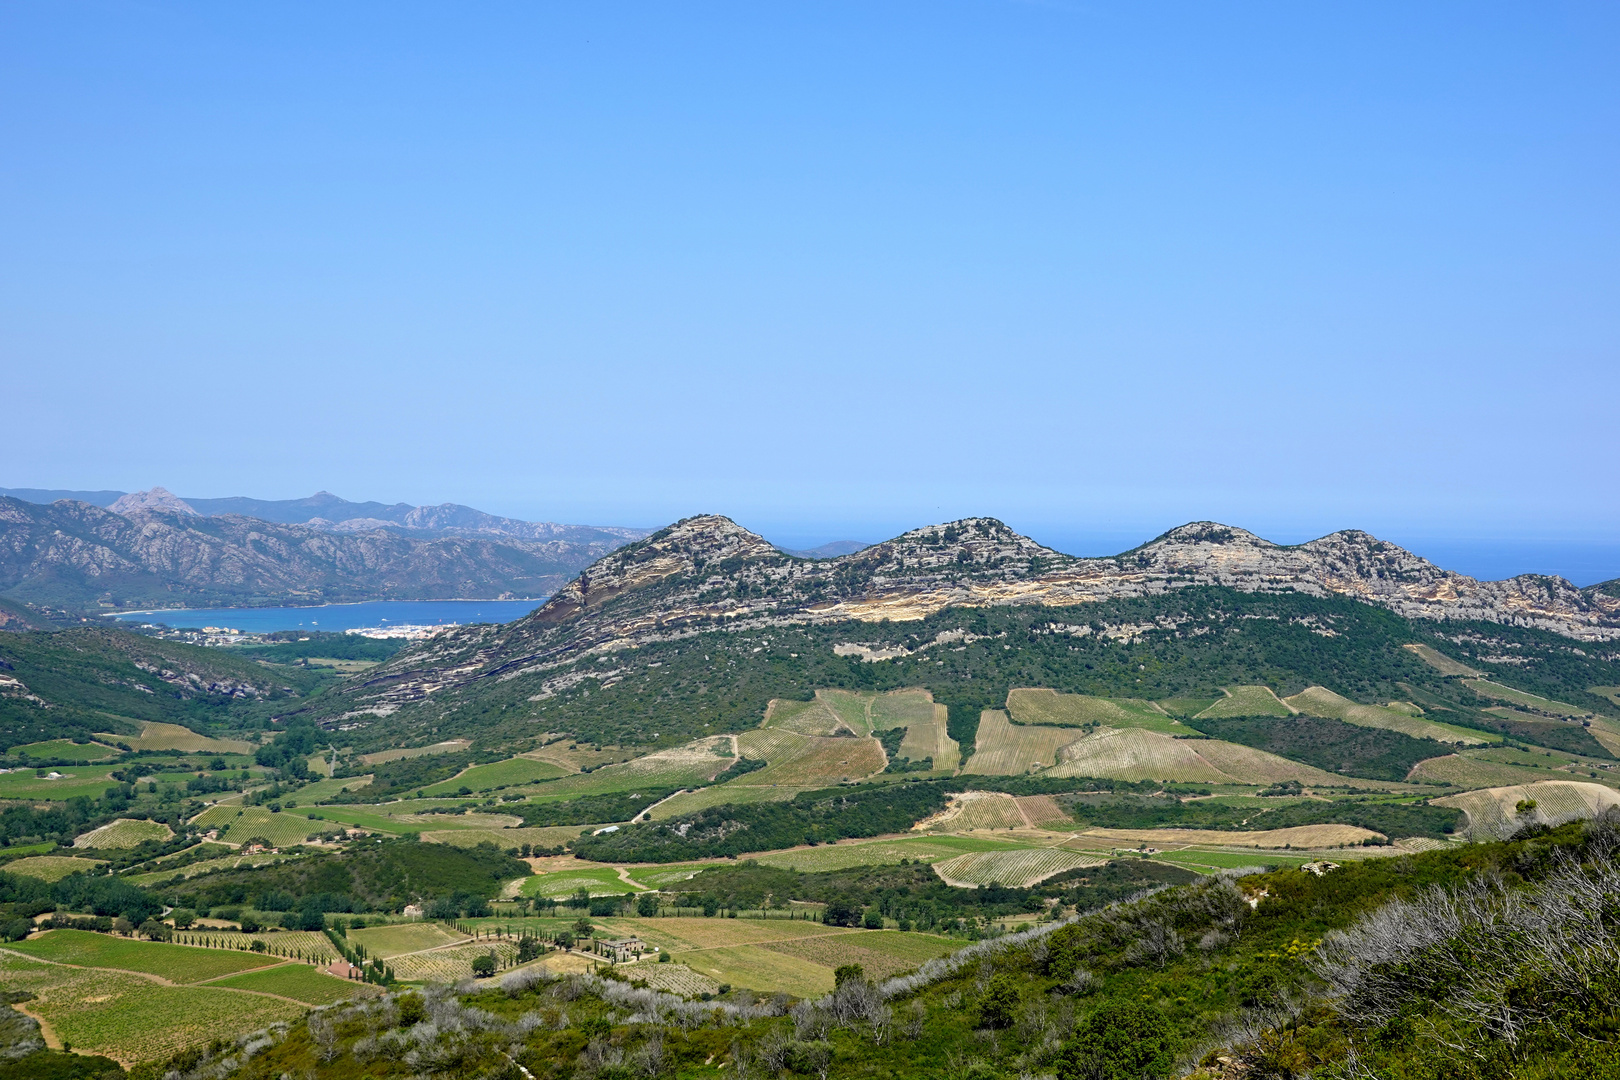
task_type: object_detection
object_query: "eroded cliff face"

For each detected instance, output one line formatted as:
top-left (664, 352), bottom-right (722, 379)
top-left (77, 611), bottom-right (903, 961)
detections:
top-left (334, 514), bottom-right (1620, 717)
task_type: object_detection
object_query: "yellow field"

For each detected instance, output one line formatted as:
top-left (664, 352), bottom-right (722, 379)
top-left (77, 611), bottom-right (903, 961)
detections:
top-left (963, 710), bottom-right (1082, 774)
top-left (1283, 686), bottom-right (1495, 744)
top-left (91, 721), bottom-right (255, 755)
top-left (1402, 643), bottom-right (1483, 677)
top-left (4, 855), bottom-right (106, 881)
top-left (1042, 726), bottom-right (1356, 786)
top-left (1433, 780), bottom-right (1620, 840)
top-left (679, 944), bottom-right (833, 997)
top-left (1007, 689), bottom-right (1184, 734)
top-left (1194, 686), bottom-right (1295, 719)
top-left (1017, 794), bottom-right (1073, 828)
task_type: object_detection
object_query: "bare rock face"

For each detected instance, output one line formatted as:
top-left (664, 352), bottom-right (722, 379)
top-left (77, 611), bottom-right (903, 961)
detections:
top-left (109, 487), bottom-right (197, 516)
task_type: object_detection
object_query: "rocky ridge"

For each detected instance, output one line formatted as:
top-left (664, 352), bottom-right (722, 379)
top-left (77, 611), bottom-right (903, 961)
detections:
top-left (0, 497), bottom-right (640, 610)
top-left (338, 514), bottom-right (1620, 715)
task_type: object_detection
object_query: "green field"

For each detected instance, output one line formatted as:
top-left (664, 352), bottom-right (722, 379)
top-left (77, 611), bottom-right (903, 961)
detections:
top-left (1463, 680), bottom-right (1590, 718)
top-left (8, 929), bottom-right (278, 982)
top-left (191, 805), bottom-right (350, 847)
top-left (124, 850), bottom-right (300, 887)
top-left (621, 863), bottom-right (715, 889)
top-left (4, 855), bottom-right (107, 881)
top-left (1151, 849), bottom-right (1315, 872)
top-left (519, 865), bottom-right (642, 898)
top-left (290, 774), bottom-right (377, 802)
top-left (8, 739), bottom-right (118, 760)
top-left (0, 949), bottom-right (302, 1065)
top-left (420, 755), bottom-right (570, 795)
top-left (210, 961), bottom-right (377, 1004)
top-left (0, 765), bottom-right (121, 800)
top-left (1194, 686), bottom-right (1295, 719)
top-left (646, 781), bottom-right (801, 820)
top-left (1282, 685), bottom-right (1497, 744)
top-left (93, 721), bottom-right (256, 755)
top-left (421, 826), bottom-right (577, 848)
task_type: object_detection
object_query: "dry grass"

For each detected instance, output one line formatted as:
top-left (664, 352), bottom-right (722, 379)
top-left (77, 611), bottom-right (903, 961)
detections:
top-left (1044, 728), bottom-right (1234, 783)
top-left (1402, 643), bottom-right (1483, 677)
top-left (93, 722), bottom-right (255, 755)
top-left (1283, 686), bottom-right (1494, 745)
top-left (1433, 780), bottom-right (1620, 840)
top-left (963, 710), bottom-right (1082, 775)
top-left (1006, 688), bottom-right (1183, 734)
top-left (679, 944), bottom-right (833, 997)
top-left (1194, 686), bottom-right (1295, 719)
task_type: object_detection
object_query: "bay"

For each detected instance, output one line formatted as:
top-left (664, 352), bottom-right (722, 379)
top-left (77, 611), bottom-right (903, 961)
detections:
top-left (110, 598), bottom-right (547, 634)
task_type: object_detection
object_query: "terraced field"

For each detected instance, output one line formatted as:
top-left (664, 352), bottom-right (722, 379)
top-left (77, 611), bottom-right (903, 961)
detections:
top-left (0, 949), bottom-right (301, 1065)
top-left (419, 756), bottom-right (570, 795)
top-left (1282, 686), bottom-right (1494, 744)
top-left (932, 849), bottom-right (1107, 887)
top-left (3, 855), bottom-right (106, 881)
top-left (963, 710), bottom-right (1081, 774)
top-left (1194, 686), bottom-right (1295, 719)
top-left (1007, 689), bottom-right (1184, 734)
top-left (73, 817), bottom-right (173, 848)
top-left (1434, 780), bottom-right (1620, 840)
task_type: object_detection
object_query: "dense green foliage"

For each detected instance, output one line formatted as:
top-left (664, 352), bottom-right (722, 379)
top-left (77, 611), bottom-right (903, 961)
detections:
top-left (1057, 792), bottom-right (1464, 839)
top-left (0, 629), bottom-right (321, 751)
top-left (0, 1049), bottom-right (125, 1080)
top-left (570, 781), bottom-right (952, 862)
top-left (320, 589), bottom-right (1620, 760)
top-left (1187, 715), bottom-right (1449, 781)
top-left (159, 838), bottom-right (528, 914)
top-left (236, 631), bottom-right (408, 663)
top-left (665, 858), bottom-right (1197, 931)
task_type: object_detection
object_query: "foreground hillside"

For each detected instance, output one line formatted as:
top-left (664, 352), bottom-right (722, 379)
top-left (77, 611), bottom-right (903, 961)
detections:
top-left (7, 815), bottom-right (1610, 1080)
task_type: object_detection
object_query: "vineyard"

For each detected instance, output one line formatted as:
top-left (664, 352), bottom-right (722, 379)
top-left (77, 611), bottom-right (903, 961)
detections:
top-left (388, 940), bottom-right (520, 982)
top-left (1194, 686), bottom-right (1295, 719)
top-left (72, 817), bottom-right (173, 848)
top-left (622, 961), bottom-right (720, 997)
top-left (1006, 689), bottom-right (1183, 734)
top-left (931, 848), bottom-right (1106, 888)
top-left (1435, 780), bottom-right (1620, 840)
top-left (171, 929), bottom-right (341, 965)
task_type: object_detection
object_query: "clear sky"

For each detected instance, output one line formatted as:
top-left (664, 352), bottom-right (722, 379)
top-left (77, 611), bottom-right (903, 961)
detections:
top-left (4, 3), bottom-right (1617, 574)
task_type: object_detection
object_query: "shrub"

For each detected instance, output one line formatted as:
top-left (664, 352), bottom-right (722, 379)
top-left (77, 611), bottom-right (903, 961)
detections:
top-left (1056, 1001), bottom-right (1174, 1080)
top-left (977, 973), bottom-right (1020, 1030)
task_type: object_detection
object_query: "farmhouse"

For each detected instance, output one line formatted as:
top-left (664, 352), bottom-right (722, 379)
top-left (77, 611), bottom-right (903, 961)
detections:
top-left (593, 935), bottom-right (645, 962)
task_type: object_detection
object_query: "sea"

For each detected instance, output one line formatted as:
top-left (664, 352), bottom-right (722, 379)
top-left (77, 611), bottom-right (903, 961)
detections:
top-left (110, 598), bottom-right (548, 635)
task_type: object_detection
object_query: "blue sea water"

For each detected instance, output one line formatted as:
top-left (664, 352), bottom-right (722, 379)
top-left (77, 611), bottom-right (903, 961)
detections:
top-left (110, 598), bottom-right (547, 634)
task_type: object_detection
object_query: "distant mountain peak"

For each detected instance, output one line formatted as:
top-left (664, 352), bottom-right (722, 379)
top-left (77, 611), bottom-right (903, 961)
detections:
top-left (109, 487), bottom-right (197, 516)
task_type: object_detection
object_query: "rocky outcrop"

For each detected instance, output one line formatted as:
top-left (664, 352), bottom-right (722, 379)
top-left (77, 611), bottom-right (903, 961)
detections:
top-left (109, 487), bottom-right (197, 516)
top-left (334, 514), bottom-right (1619, 718)
top-left (0, 497), bottom-right (641, 610)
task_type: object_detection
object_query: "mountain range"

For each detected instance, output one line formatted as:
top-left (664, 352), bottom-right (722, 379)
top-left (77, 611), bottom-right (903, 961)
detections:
top-left (0, 494), bottom-right (648, 612)
top-left (317, 514), bottom-right (1620, 749)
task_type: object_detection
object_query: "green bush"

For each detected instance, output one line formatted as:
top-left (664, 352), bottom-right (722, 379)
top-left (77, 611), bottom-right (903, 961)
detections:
top-left (1057, 1001), bottom-right (1174, 1080)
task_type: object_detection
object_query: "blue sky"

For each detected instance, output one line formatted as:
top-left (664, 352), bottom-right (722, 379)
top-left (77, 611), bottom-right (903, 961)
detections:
top-left (3, 3), bottom-right (1617, 576)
